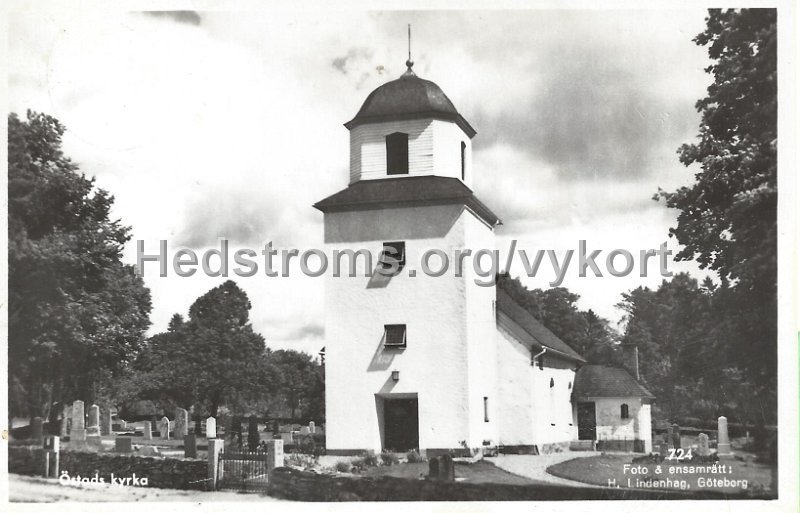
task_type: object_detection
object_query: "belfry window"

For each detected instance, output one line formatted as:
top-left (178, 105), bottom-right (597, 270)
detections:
top-left (621, 404), bottom-right (629, 419)
top-left (384, 324), bottom-right (407, 348)
top-left (386, 132), bottom-right (409, 175)
top-left (460, 141), bottom-right (466, 180)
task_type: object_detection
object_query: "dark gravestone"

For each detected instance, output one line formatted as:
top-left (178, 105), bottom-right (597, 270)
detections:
top-left (184, 433), bottom-right (198, 458)
top-left (248, 417), bottom-right (260, 451)
top-left (428, 457), bottom-right (440, 479)
top-left (115, 437), bottom-right (133, 453)
top-left (231, 416), bottom-right (243, 446)
top-left (31, 417), bottom-right (44, 441)
top-left (439, 454), bottom-right (455, 482)
top-left (671, 423), bottom-right (681, 450)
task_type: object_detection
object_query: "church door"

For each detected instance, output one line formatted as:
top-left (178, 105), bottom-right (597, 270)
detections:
top-left (577, 402), bottom-right (597, 440)
top-left (383, 398), bottom-right (419, 451)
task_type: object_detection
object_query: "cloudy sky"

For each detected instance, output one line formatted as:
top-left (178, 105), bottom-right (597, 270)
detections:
top-left (8, 8), bottom-right (713, 356)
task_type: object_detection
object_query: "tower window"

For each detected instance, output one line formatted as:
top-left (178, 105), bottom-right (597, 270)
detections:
top-left (484, 397), bottom-right (489, 422)
top-left (460, 141), bottom-right (466, 180)
top-left (386, 132), bottom-right (409, 175)
top-left (621, 404), bottom-right (629, 419)
top-left (379, 241), bottom-right (405, 273)
top-left (384, 324), bottom-right (407, 348)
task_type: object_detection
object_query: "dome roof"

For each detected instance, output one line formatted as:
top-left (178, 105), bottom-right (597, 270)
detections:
top-left (344, 69), bottom-right (476, 138)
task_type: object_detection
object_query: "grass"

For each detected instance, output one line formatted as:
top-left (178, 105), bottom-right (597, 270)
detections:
top-left (363, 459), bottom-right (548, 486)
top-left (547, 453), bottom-right (775, 497)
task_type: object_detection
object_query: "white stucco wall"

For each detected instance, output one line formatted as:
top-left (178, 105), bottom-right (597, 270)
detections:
top-left (349, 118), bottom-right (473, 186)
top-left (323, 204), bottom-right (495, 452)
top-left (589, 397), bottom-right (652, 451)
top-left (495, 314), bottom-right (578, 448)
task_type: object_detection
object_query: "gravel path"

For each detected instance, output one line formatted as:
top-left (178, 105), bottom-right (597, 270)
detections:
top-left (492, 452), bottom-right (602, 488)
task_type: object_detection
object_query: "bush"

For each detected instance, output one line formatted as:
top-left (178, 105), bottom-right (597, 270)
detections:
top-left (362, 452), bottom-right (379, 467)
top-left (380, 451), bottom-right (399, 466)
top-left (335, 460), bottom-right (352, 473)
top-left (350, 457), bottom-right (366, 473)
top-left (285, 451), bottom-right (317, 469)
top-left (405, 450), bottom-right (425, 463)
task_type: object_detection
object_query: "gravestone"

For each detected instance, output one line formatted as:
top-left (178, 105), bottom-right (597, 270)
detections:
top-left (60, 404), bottom-right (71, 438)
top-left (671, 423), bottom-right (681, 449)
top-left (231, 416), bottom-right (243, 445)
top-left (665, 425), bottom-right (674, 449)
top-left (428, 457), bottom-right (440, 479)
top-left (71, 400), bottom-right (86, 440)
top-left (265, 439), bottom-right (284, 471)
top-left (115, 437), bottom-right (133, 453)
top-left (280, 431), bottom-right (293, 444)
top-left (309, 421), bottom-right (315, 434)
top-left (697, 433), bottom-right (710, 456)
top-left (184, 433), bottom-right (198, 458)
top-left (717, 416), bottom-right (732, 456)
top-left (247, 417), bottom-right (259, 451)
top-left (206, 417), bottom-right (217, 439)
top-left (300, 426), bottom-right (310, 436)
top-left (101, 409), bottom-right (112, 436)
top-left (159, 416), bottom-right (170, 440)
top-left (174, 408), bottom-right (188, 440)
top-left (143, 420), bottom-right (153, 440)
top-left (31, 417), bottom-right (44, 441)
top-left (87, 405), bottom-right (100, 436)
top-left (439, 454), bottom-right (455, 481)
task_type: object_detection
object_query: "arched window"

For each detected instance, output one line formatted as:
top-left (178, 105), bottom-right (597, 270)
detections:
top-left (386, 133), bottom-right (409, 175)
top-left (620, 404), bottom-right (629, 419)
top-left (460, 141), bottom-right (466, 180)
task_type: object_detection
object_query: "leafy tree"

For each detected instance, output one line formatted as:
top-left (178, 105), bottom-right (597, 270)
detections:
top-left (8, 111), bottom-right (151, 420)
top-left (125, 281), bottom-right (267, 417)
top-left (655, 9), bottom-right (777, 422)
top-left (497, 274), bottom-right (617, 364)
top-left (268, 350), bottom-right (323, 421)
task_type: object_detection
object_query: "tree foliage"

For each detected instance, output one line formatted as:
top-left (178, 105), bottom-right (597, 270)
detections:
top-left (497, 274), bottom-right (618, 365)
top-left (8, 111), bottom-right (152, 419)
top-left (120, 280), bottom-right (324, 422)
top-left (655, 9), bottom-right (777, 420)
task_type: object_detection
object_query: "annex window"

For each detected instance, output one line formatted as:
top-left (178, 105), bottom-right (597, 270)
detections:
top-left (379, 241), bottom-right (406, 273)
top-left (386, 132), bottom-right (409, 175)
top-left (484, 397), bottom-right (489, 422)
top-left (460, 141), bottom-right (466, 180)
top-left (384, 324), bottom-right (407, 348)
top-left (621, 404), bottom-right (629, 419)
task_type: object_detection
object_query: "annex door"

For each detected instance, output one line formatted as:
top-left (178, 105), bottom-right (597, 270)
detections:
top-left (383, 397), bottom-right (419, 451)
top-left (577, 402), bottom-right (597, 440)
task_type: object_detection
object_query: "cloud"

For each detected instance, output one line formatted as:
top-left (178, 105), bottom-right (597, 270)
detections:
top-left (142, 11), bottom-right (202, 26)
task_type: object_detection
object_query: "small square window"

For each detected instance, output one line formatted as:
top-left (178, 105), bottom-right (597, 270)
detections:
top-left (379, 241), bottom-right (405, 272)
top-left (384, 324), bottom-right (407, 348)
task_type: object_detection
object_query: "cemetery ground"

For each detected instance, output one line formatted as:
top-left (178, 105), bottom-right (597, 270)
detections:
top-left (9, 474), bottom-right (282, 502)
top-left (546, 450), bottom-right (775, 497)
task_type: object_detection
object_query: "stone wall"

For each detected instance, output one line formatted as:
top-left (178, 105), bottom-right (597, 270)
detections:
top-left (9, 447), bottom-right (207, 490)
top-left (266, 467), bottom-right (730, 501)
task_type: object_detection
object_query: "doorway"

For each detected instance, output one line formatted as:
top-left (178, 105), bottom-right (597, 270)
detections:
top-left (577, 402), bottom-right (597, 440)
top-left (383, 397), bottom-right (419, 451)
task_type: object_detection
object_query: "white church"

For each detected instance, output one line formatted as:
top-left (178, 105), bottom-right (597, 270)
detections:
top-left (314, 58), bottom-right (654, 457)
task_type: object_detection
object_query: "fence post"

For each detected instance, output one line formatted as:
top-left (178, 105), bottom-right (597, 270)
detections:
top-left (43, 436), bottom-right (60, 478)
top-left (207, 438), bottom-right (224, 491)
top-left (265, 439), bottom-right (284, 473)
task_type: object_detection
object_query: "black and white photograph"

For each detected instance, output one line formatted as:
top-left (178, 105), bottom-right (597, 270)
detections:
top-left (2, 1), bottom-right (797, 510)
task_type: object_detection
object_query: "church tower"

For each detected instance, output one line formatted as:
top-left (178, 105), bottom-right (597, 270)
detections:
top-left (314, 56), bottom-right (502, 455)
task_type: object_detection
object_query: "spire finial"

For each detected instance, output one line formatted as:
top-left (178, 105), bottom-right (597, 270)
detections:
top-left (405, 24), bottom-right (414, 70)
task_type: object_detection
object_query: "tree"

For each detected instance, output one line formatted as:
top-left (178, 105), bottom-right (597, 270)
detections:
top-left (496, 273), bottom-right (617, 363)
top-left (655, 9), bottom-right (777, 422)
top-left (268, 350), bottom-right (323, 421)
top-left (126, 281), bottom-right (268, 417)
top-left (8, 111), bottom-right (152, 420)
